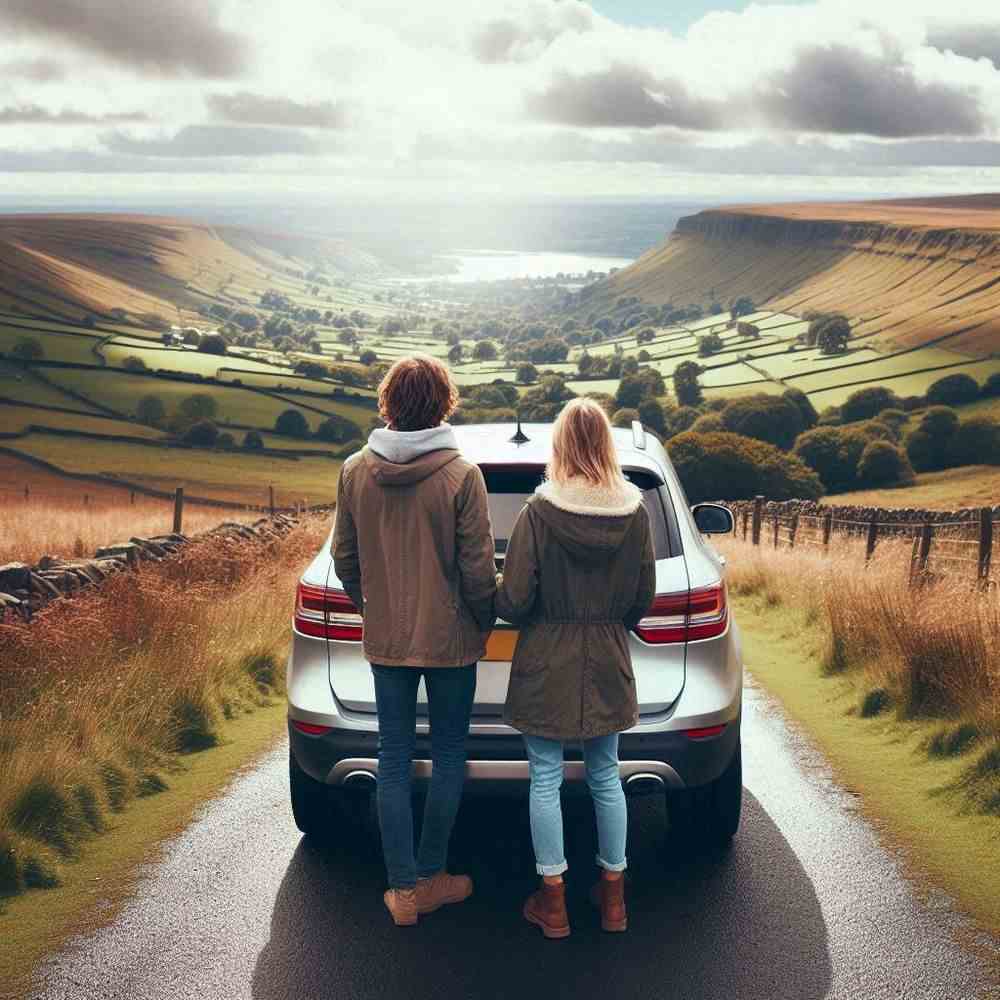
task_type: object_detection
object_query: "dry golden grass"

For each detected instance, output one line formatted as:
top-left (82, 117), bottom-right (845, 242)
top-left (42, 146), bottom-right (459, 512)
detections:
top-left (0, 514), bottom-right (328, 897)
top-left (720, 535), bottom-right (999, 730)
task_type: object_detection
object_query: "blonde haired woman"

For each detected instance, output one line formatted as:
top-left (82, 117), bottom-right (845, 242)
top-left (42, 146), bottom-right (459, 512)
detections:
top-left (497, 398), bottom-right (655, 939)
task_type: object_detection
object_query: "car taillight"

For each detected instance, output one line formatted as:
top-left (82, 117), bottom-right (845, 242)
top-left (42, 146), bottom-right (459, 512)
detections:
top-left (633, 582), bottom-right (728, 644)
top-left (294, 581), bottom-right (362, 641)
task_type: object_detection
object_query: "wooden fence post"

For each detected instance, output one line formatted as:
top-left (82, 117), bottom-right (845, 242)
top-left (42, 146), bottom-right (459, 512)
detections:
top-left (173, 487), bottom-right (184, 534)
top-left (865, 514), bottom-right (879, 563)
top-left (269, 485), bottom-right (275, 515)
top-left (130, 490), bottom-right (135, 505)
top-left (789, 513), bottom-right (799, 549)
top-left (24, 485), bottom-right (29, 500)
top-left (907, 534), bottom-right (920, 585)
top-left (772, 515), bottom-right (780, 549)
top-left (979, 507), bottom-right (993, 584)
top-left (742, 509), bottom-right (749, 541)
top-left (751, 496), bottom-right (763, 546)
top-left (917, 523), bottom-right (933, 578)
top-left (822, 512), bottom-right (833, 551)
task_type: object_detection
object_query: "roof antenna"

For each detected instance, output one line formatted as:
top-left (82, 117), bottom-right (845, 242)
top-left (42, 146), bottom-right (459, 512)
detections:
top-left (510, 412), bottom-right (530, 445)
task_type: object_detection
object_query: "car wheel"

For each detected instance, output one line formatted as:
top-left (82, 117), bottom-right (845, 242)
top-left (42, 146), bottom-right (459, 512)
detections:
top-left (667, 744), bottom-right (742, 848)
top-left (289, 748), bottom-right (329, 836)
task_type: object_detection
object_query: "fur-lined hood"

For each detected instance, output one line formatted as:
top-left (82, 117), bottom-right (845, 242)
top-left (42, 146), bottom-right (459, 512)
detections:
top-left (531, 476), bottom-right (644, 565)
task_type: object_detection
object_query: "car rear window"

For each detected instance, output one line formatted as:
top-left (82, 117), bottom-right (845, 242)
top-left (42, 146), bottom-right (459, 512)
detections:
top-left (481, 465), bottom-right (675, 559)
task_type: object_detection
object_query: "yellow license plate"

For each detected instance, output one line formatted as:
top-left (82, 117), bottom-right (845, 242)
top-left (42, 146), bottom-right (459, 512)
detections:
top-left (484, 629), bottom-right (518, 662)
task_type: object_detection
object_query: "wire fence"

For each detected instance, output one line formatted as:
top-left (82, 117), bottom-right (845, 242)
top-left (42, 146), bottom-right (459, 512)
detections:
top-left (727, 497), bottom-right (997, 587)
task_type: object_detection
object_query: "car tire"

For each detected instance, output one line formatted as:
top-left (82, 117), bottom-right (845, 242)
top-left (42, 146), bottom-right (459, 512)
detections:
top-left (667, 744), bottom-right (742, 848)
top-left (289, 748), bottom-right (329, 836)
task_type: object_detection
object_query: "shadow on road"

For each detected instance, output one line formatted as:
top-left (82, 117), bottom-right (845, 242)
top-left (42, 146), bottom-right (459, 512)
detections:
top-left (251, 790), bottom-right (831, 1000)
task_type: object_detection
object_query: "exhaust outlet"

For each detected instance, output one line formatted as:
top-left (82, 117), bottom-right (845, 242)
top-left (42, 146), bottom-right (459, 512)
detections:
top-left (342, 770), bottom-right (377, 790)
top-left (625, 773), bottom-right (665, 796)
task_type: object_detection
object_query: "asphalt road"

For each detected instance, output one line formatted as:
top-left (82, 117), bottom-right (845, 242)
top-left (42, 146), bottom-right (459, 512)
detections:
top-left (32, 678), bottom-right (999, 1000)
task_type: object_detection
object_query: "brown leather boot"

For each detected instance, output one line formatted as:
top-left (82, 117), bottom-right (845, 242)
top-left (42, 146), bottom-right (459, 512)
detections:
top-left (523, 880), bottom-right (570, 939)
top-left (384, 888), bottom-right (418, 926)
top-left (415, 872), bottom-right (473, 914)
top-left (589, 875), bottom-right (627, 932)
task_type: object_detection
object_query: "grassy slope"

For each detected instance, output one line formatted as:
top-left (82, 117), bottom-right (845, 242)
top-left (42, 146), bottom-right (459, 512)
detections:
top-left (0, 701), bottom-right (287, 994)
top-left (737, 596), bottom-right (1000, 935)
top-left (830, 465), bottom-right (1000, 511)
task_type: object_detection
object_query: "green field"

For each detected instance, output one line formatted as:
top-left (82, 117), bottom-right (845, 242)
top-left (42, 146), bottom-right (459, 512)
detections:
top-left (0, 402), bottom-right (166, 439)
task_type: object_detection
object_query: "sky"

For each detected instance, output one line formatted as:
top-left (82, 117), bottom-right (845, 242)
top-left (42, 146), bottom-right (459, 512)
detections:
top-left (4, 0), bottom-right (1000, 204)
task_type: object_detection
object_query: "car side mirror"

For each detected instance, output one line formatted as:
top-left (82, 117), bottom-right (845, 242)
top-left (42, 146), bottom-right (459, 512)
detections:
top-left (691, 503), bottom-right (734, 535)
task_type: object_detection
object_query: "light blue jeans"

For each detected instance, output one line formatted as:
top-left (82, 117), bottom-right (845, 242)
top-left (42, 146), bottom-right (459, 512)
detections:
top-left (523, 733), bottom-right (628, 877)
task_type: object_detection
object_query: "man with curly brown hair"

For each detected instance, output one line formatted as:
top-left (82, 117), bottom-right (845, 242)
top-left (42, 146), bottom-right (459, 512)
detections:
top-left (333, 354), bottom-right (497, 926)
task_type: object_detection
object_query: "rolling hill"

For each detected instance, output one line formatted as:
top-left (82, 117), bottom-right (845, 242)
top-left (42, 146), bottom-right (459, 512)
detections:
top-left (602, 194), bottom-right (1000, 354)
top-left (0, 214), bottom-right (383, 326)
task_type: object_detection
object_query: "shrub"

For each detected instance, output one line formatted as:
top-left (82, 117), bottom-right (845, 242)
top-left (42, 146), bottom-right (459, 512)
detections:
top-left (691, 413), bottom-right (724, 434)
top-left (180, 393), bottom-right (218, 420)
top-left (515, 362), bottom-right (538, 384)
top-left (136, 394), bottom-right (165, 426)
top-left (122, 355), bottom-right (147, 371)
top-left (925, 373), bottom-right (980, 407)
top-left (615, 373), bottom-right (650, 409)
top-left (359, 349), bottom-right (377, 366)
top-left (519, 375), bottom-right (577, 421)
top-left (857, 440), bottom-right (915, 487)
top-left (672, 360), bottom-right (703, 407)
top-left (637, 398), bottom-right (667, 436)
top-left (951, 416), bottom-right (1000, 467)
top-left (730, 297), bottom-right (755, 319)
top-left (906, 406), bottom-right (959, 473)
top-left (737, 322), bottom-right (760, 339)
top-left (720, 393), bottom-right (804, 450)
top-left (472, 340), bottom-right (498, 361)
top-left (876, 408), bottom-right (908, 433)
top-left (183, 419), bottom-right (219, 447)
top-left (817, 406), bottom-right (842, 426)
top-left (665, 405), bottom-right (701, 438)
top-left (900, 395), bottom-right (925, 412)
top-left (275, 409), bottom-right (310, 438)
top-left (197, 333), bottom-right (228, 355)
top-left (10, 338), bottom-right (43, 361)
top-left (841, 386), bottom-right (902, 423)
top-left (793, 426), bottom-right (857, 493)
top-left (982, 372), bottom-right (1000, 397)
top-left (242, 429), bottom-right (264, 450)
top-left (611, 407), bottom-right (640, 428)
top-left (668, 431), bottom-right (823, 502)
top-left (315, 414), bottom-right (362, 444)
top-left (216, 432), bottom-right (235, 450)
top-left (697, 332), bottom-right (724, 357)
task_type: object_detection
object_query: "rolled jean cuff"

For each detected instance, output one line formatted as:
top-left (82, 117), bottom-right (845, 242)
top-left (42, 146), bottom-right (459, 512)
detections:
top-left (536, 860), bottom-right (569, 877)
top-left (596, 854), bottom-right (627, 873)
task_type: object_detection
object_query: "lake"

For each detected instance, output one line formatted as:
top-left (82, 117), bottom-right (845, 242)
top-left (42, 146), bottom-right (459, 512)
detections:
top-left (404, 250), bottom-right (634, 283)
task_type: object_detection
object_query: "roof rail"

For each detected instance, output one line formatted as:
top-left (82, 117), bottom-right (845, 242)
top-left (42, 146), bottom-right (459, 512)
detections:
top-left (631, 420), bottom-right (646, 450)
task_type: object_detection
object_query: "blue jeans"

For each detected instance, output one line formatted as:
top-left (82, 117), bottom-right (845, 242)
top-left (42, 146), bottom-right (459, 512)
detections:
top-left (523, 733), bottom-right (628, 877)
top-left (371, 664), bottom-right (477, 889)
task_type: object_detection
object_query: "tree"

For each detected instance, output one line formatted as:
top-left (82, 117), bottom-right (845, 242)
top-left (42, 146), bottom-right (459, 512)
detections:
top-left (793, 426), bottom-right (859, 493)
top-left (730, 297), bottom-right (755, 320)
top-left (359, 349), bottom-right (378, 366)
top-left (638, 350), bottom-right (651, 363)
top-left (275, 408), bottom-right (310, 438)
top-left (636, 327), bottom-right (656, 345)
top-left (698, 332), bottom-right (724, 357)
top-left (230, 310), bottom-right (260, 333)
top-left (473, 340), bottom-right (498, 361)
top-left (665, 405), bottom-right (701, 438)
top-left (737, 322), bottom-right (760, 339)
top-left (519, 376), bottom-right (577, 421)
top-left (183, 420), bottom-right (219, 447)
top-left (638, 398), bottom-right (667, 436)
top-left (905, 406), bottom-right (959, 471)
top-left (925, 373), bottom-right (980, 407)
top-left (182, 329), bottom-right (201, 346)
top-left (691, 413), bottom-right (725, 434)
top-left (673, 360), bottom-right (703, 407)
top-left (242, 429), bottom-right (264, 451)
top-left (10, 338), bottom-right (43, 361)
top-left (782, 388), bottom-right (818, 430)
top-left (857, 440), bottom-right (915, 487)
top-left (315, 414), bottom-right (362, 444)
top-left (816, 319), bottom-right (849, 355)
top-left (615, 374), bottom-right (651, 410)
top-left (180, 394), bottom-right (218, 420)
top-left (951, 416), bottom-right (1000, 466)
top-left (136, 394), bottom-right (165, 426)
top-left (982, 372), bottom-right (1000, 398)
top-left (198, 333), bottom-right (228, 355)
top-left (577, 352), bottom-right (595, 375)
top-left (611, 407), bottom-right (640, 429)
top-left (448, 343), bottom-right (464, 364)
top-left (720, 394), bottom-right (804, 450)
top-left (840, 386), bottom-right (902, 423)
top-left (217, 432), bottom-right (236, 450)
top-left (668, 431), bottom-right (822, 503)
top-left (516, 362), bottom-right (538, 384)
top-left (122, 355), bottom-right (147, 371)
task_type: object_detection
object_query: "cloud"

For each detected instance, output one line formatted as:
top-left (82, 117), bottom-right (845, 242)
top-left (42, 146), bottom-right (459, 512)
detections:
top-left (206, 92), bottom-right (350, 129)
top-left (0, 0), bottom-right (251, 78)
top-left (925, 20), bottom-right (1000, 67)
top-left (0, 105), bottom-right (150, 126)
top-left (0, 57), bottom-right (66, 82)
top-left (471, 5), bottom-right (593, 64)
top-left (755, 44), bottom-right (988, 137)
top-left (102, 124), bottom-right (333, 157)
top-left (524, 64), bottom-right (729, 129)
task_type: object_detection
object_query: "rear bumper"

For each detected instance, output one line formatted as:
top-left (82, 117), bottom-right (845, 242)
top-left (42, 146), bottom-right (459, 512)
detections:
top-left (289, 715), bottom-right (740, 792)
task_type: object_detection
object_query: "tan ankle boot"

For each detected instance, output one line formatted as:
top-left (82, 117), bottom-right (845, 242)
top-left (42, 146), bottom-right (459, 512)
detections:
top-left (589, 875), bottom-right (627, 932)
top-left (523, 880), bottom-right (570, 939)
top-left (384, 888), bottom-right (418, 926)
top-left (415, 872), bottom-right (473, 914)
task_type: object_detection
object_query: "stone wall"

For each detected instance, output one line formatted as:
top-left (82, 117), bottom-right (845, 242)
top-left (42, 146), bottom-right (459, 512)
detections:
top-left (0, 513), bottom-right (301, 622)
top-left (724, 497), bottom-right (998, 529)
